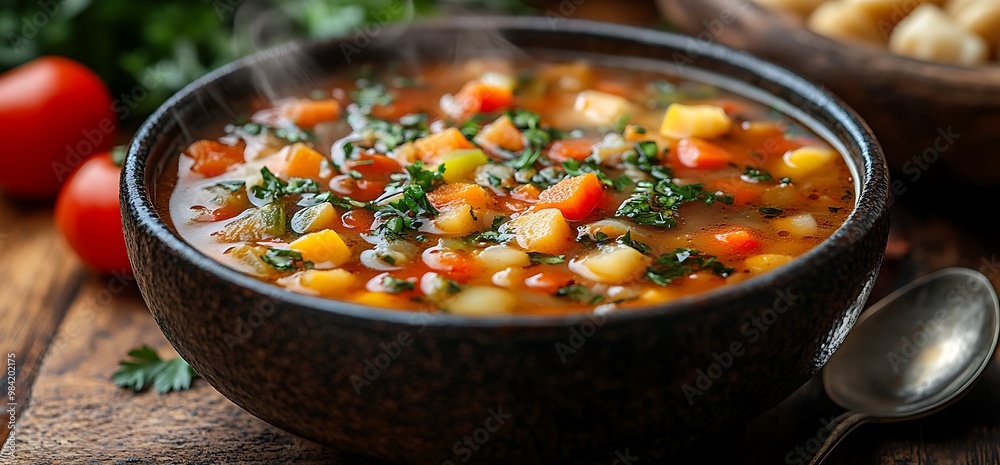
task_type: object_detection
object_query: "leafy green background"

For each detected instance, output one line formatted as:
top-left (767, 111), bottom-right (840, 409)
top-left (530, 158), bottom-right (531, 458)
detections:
top-left (0, 0), bottom-right (531, 118)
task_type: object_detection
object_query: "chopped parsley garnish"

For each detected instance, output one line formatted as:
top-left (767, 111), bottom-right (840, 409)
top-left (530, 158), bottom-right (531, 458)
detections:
top-left (506, 108), bottom-right (564, 150)
top-left (645, 248), bottom-right (734, 286)
top-left (374, 184), bottom-right (438, 241)
top-left (404, 160), bottom-right (446, 191)
top-left (250, 167), bottom-right (319, 204)
top-left (467, 215), bottom-right (512, 244)
top-left (209, 180), bottom-right (246, 193)
top-left (562, 159), bottom-right (633, 191)
top-left (382, 276), bottom-right (416, 293)
top-left (741, 166), bottom-right (773, 183)
top-left (350, 82), bottom-right (394, 109)
top-left (615, 179), bottom-right (732, 228)
top-left (555, 285), bottom-right (604, 305)
top-left (113, 345), bottom-right (199, 394)
top-left (759, 206), bottom-right (784, 216)
top-left (487, 173), bottom-right (503, 187)
top-left (613, 113), bottom-right (630, 134)
top-left (528, 252), bottom-right (566, 265)
top-left (261, 247), bottom-right (313, 271)
top-left (619, 231), bottom-right (652, 254)
top-left (622, 141), bottom-right (672, 180)
top-left (298, 192), bottom-right (369, 211)
top-left (506, 147), bottom-right (542, 171)
top-left (347, 111), bottom-right (430, 151)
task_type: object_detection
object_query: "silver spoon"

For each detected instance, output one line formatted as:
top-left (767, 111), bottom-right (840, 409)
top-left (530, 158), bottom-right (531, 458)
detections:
top-left (807, 267), bottom-right (1000, 465)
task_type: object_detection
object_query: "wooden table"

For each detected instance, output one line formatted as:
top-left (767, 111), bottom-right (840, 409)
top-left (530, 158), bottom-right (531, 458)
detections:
top-left (2, 189), bottom-right (999, 465)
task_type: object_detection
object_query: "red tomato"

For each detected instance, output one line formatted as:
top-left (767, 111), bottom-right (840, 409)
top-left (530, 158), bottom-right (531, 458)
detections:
top-left (55, 150), bottom-right (131, 274)
top-left (0, 57), bottom-right (116, 198)
top-left (712, 228), bottom-right (763, 257)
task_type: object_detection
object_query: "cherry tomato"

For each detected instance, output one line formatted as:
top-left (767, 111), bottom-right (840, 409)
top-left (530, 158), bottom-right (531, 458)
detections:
top-left (0, 57), bottom-right (116, 199)
top-left (55, 150), bottom-right (131, 274)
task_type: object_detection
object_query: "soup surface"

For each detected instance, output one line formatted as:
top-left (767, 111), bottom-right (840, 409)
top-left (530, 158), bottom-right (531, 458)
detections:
top-left (164, 59), bottom-right (854, 316)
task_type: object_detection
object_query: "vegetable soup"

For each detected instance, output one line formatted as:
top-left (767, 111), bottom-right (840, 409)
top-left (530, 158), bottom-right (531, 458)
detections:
top-left (162, 59), bottom-right (855, 316)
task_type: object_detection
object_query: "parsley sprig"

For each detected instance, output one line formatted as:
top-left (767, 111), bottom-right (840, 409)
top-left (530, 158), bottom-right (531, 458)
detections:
top-left (555, 285), bottom-right (604, 305)
top-left (616, 179), bottom-right (733, 228)
top-left (113, 345), bottom-right (199, 394)
top-left (645, 248), bottom-right (734, 286)
top-left (261, 247), bottom-right (313, 271)
top-left (250, 167), bottom-right (319, 204)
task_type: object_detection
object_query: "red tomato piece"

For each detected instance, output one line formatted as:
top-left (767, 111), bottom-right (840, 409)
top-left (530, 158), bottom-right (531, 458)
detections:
top-left (676, 137), bottom-right (731, 170)
top-left (185, 140), bottom-right (246, 177)
top-left (713, 228), bottom-right (763, 257)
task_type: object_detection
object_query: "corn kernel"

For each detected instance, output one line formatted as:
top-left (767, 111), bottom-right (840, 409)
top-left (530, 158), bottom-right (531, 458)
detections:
top-left (781, 146), bottom-right (837, 178)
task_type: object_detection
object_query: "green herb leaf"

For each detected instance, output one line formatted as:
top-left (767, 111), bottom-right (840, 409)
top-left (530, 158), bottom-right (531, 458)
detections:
top-left (615, 180), bottom-right (731, 228)
top-left (350, 82), bottom-right (394, 109)
top-left (555, 285), bottom-right (604, 305)
top-left (230, 122), bottom-right (315, 143)
top-left (261, 247), bottom-right (313, 271)
top-left (613, 113), bottom-right (630, 134)
top-left (619, 231), bottom-right (651, 255)
top-left (382, 276), bottom-right (416, 293)
top-left (374, 184), bottom-right (439, 241)
top-left (646, 248), bottom-right (734, 286)
top-left (209, 180), bottom-right (246, 193)
top-left (250, 167), bottom-right (319, 204)
top-left (759, 206), bottom-right (784, 216)
top-left (741, 166), bottom-right (773, 183)
top-left (298, 192), bottom-right (370, 211)
top-left (528, 252), bottom-right (566, 265)
top-left (113, 345), bottom-right (199, 394)
top-left (467, 215), bottom-right (512, 244)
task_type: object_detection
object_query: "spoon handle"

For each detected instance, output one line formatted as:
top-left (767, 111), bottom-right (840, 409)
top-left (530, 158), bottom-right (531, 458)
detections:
top-left (806, 411), bottom-right (868, 465)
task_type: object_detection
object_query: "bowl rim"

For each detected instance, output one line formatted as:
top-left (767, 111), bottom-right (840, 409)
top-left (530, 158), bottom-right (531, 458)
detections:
top-left (123, 16), bottom-right (889, 328)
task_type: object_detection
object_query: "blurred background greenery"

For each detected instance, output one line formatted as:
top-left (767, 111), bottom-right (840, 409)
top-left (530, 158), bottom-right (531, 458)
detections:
top-left (0, 0), bottom-right (536, 117)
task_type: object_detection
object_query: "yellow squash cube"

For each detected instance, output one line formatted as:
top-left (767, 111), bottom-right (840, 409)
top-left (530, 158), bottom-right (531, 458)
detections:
top-left (659, 103), bottom-right (733, 139)
top-left (781, 146), bottom-right (837, 178)
top-left (290, 229), bottom-right (351, 266)
top-left (437, 149), bottom-right (490, 183)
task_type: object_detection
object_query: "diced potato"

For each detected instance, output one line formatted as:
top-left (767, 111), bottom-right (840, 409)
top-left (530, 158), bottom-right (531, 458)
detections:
top-left (540, 61), bottom-right (593, 92)
top-left (889, 4), bottom-right (988, 65)
top-left (659, 104), bottom-right (733, 139)
top-left (290, 229), bottom-right (351, 266)
top-left (389, 142), bottom-right (418, 165)
top-left (474, 163), bottom-right (516, 191)
top-left (476, 245), bottom-right (531, 271)
top-left (475, 115), bottom-right (525, 152)
top-left (507, 208), bottom-right (574, 255)
top-left (280, 143), bottom-right (326, 180)
top-left (569, 246), bottom-right (649, 284)
top-left (843, 0), bottom-right (934, 26)
top-left (291, 203), bottom-right (337, 234)
top-left (442, 286), bottom-right (517, 315)
top-left (808, 2), bottom-right (887, 45)
top-left (437, 149), bottom-right (490, 183)
top-left (216, 203), bottom-right (285, 242)
top-left (780, 146), bottom-right (837, 178)
top-left (574, 90), bottom-right (632, 126)
top-left (745, 254), bottom-right (796, 273)
top-left (756, 0), bottom-right (829, 17)
top-left (622, 124), bottom-right (650, 142)
top-left (433, 205), bottom-right (483, 236)
top-left (228, 244), bottom-right (277, 278)
top-left (415, 127), bottom-right (475, 163)
top-left (297, 269), bottom-right (358, 297)
top-left (772, 213), bottom-right (820, 236)
top-left (353, 291), bottom-right (410, 309)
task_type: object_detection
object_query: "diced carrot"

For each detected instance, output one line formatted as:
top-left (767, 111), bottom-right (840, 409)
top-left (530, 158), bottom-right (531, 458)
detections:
top-left (706, 178), bottom-right (760, 207)
top-left (712, 228), bottom-right (762, 257)
top-left (329, 175), bottom-right (387, 202)
top-left (536, 172), bottom-right (604, 221)
top-left (676, 137), bottom-right (731, 170)
top-left (475, 115), bottom-right (525, 152)
top-left (427, 183), bottom-right (492, 210)
top-left (592, 80), bottom-right (632, 97)
top-left (453, 80), bottom-right (514, 116)
top-left (524, 270), bottom-right (575, 294)
top-left (510, 184), bottom-right (541, 202)
top-left (547, 139), bottom-right (596, 163)
top-left (281, 99), bottom-right (341, 128)
top-left (370, 99), bottom-right (420, 121)
top-left (414, 128), bottom-right (475, 163)
top-left (185, 140), bottom-right (246, 177)
top-left (281, 143), bottom-right (326, 180)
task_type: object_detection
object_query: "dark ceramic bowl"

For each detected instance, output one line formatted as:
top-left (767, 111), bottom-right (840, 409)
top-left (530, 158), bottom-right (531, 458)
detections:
top-left (122, 17), bottom-right (889, 464)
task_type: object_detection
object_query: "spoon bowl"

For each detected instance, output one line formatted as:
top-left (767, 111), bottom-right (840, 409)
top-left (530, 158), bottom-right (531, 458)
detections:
top-left (824, 267), bottom-right (1000, 418)
top-left (806, 268), bottom-right (1000, 464)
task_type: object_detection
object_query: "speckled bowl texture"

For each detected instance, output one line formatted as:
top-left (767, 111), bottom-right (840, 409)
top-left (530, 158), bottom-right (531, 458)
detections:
top-left (122, 17), bottom-right (890, 464)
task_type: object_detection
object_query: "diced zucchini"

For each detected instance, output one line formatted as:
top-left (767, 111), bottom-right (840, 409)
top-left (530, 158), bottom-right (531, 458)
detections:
top-left (216, 203), bottom-right (286, 242)
top-left (228, 244), bottom-right (278, 278)
top-left (291, 203), bottom-right (337, 234)
top-left (437, 149), bottom-right (490, 183)
top-left (659, 104), bottom-right (732, 139)
top-left (290, 229), bottom-right (351, 266)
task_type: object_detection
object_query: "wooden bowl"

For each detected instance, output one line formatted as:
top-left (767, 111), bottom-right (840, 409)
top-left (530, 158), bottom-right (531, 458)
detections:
top-left (122, 17), bottom-right (889, 463)
top-left (658, 0), bottom-right (1000, 187)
